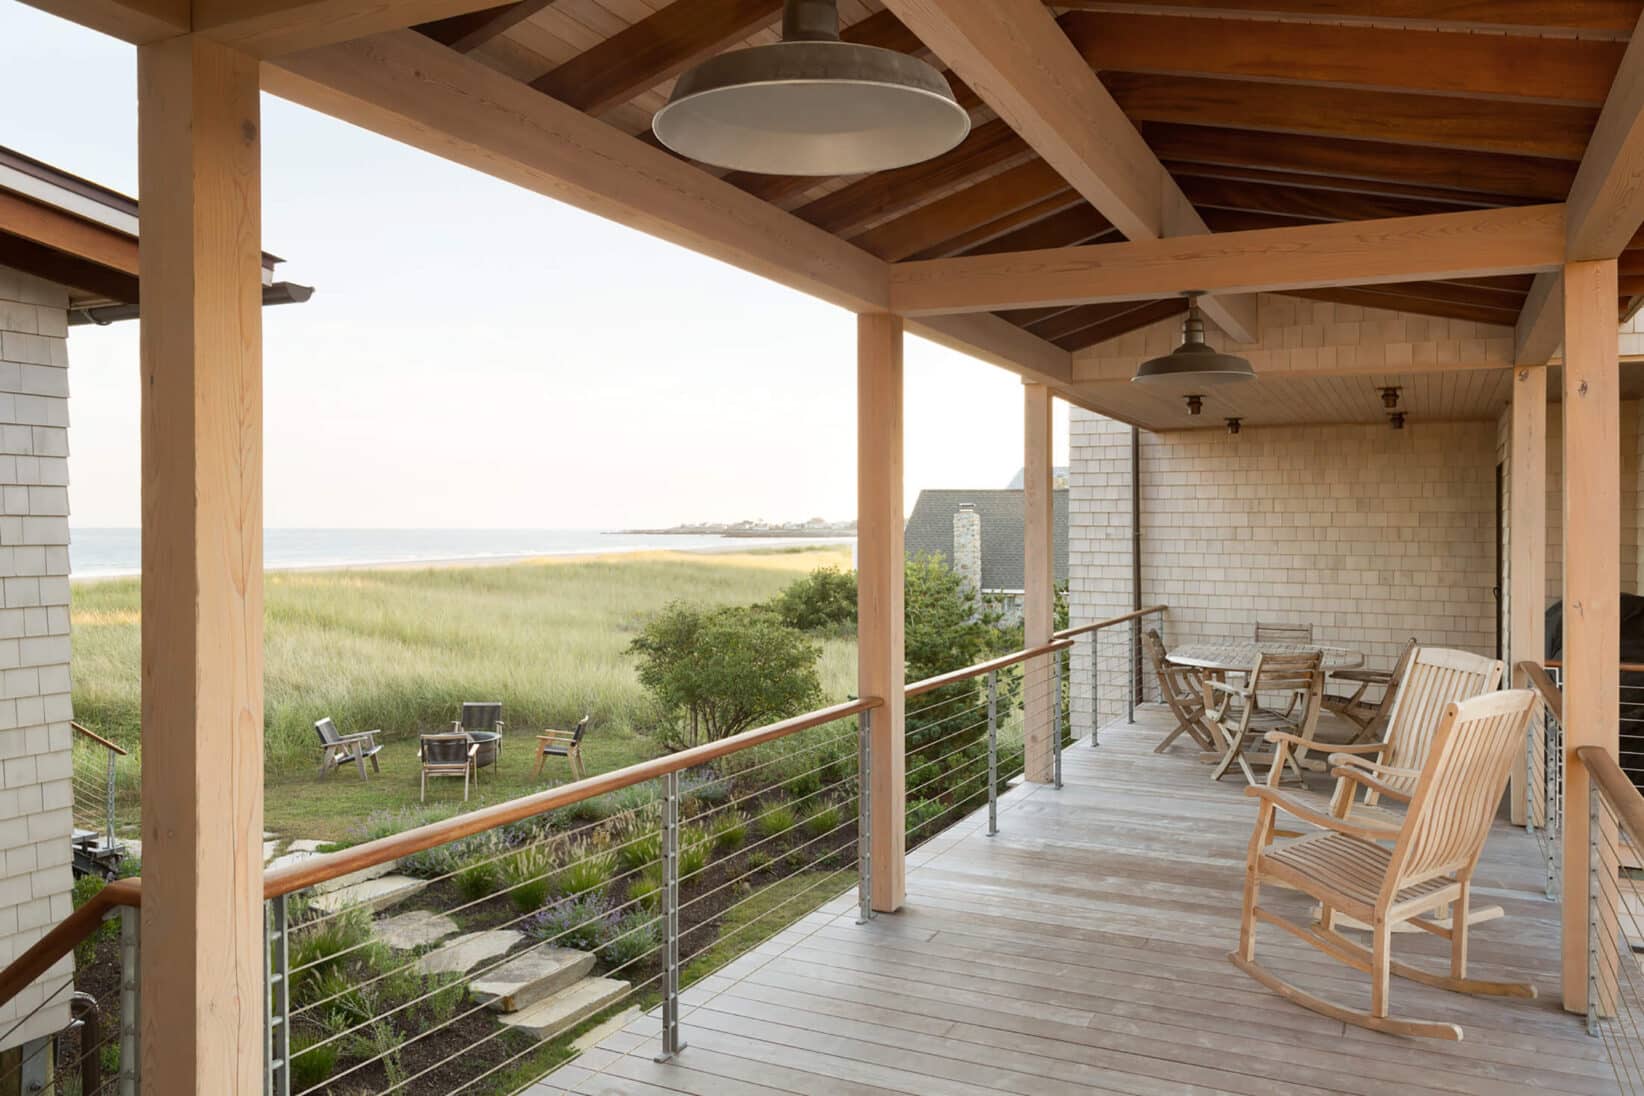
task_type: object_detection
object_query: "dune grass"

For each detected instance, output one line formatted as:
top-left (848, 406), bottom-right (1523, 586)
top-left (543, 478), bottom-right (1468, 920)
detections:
top-left (73, 546), bottom-right (857, 837)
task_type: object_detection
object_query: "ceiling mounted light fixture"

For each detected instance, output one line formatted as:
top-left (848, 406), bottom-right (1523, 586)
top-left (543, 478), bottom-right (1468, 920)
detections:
top-left (1380, 386), bottom-right (1402, 409)
top-left (652, 0), bottom-right (970, 175)
top-left (1390, 412), bottom-right (1407, 430)
top-left (1226, 418), bottom-right (1242, 436)
top-left (1185, 394), bottom-right (1204, 416)
top-left (1132, 294), bottom-right (1256, 387)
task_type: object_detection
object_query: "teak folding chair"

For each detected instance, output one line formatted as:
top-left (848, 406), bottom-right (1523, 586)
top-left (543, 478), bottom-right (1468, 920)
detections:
top-left (419, 733), bottom-right (479, 802)
top-left (1143, 629), bottom-right (1214, 753)
top-left (1204, 650), bottom-right (1323, 784)
top-left (1326, 638), bottom-right (1418, 741)
top-left (1254, 621), bottom-right (1313, 645)
top-left (1231, 689), bottom-right (1540, 1040)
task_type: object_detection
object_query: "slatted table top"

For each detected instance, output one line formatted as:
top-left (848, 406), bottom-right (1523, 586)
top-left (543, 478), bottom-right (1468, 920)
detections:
top-left (1165, 640), bottom-right (1365, 674)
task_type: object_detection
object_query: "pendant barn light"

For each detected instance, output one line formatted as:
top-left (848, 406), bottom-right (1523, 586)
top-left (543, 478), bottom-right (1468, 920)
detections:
top-left (1132, 294), bottom-right (1256, 387)
top-left (651, 0), bottom-right (970, 175)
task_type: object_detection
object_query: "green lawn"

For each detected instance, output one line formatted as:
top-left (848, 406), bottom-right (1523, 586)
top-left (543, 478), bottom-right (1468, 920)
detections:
top-left (72, 545), bottom-right (857, 841)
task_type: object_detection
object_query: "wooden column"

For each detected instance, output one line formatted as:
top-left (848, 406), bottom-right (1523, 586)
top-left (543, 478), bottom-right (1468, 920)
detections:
top-left (1509, 365), bottom-right (1548, 826)
top-left (857, 314), bottom-right (905, 912)
top-left (1023, 383), bottom-right (1055, 783)
top-left (1561, 258), bottom-right (1620, 1014)
top-left (137, 36), bottom-right (265, 1092)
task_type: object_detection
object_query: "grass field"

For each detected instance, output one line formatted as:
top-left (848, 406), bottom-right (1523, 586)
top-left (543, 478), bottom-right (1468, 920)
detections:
top-left (71, 545), bottom-right (857, 839)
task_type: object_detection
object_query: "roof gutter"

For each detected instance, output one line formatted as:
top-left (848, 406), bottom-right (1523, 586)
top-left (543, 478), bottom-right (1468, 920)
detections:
top-left (68, 281), bottom-right (314, 327)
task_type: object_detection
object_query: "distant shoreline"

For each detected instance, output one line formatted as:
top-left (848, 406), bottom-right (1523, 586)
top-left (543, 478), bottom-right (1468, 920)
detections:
top-left (614, 528), bottom-right (856, 538)
top-left (70, 537), bottom-right (855, 584)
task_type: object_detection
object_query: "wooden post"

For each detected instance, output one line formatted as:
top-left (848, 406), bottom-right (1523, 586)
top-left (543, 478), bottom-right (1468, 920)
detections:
top-left (1561, 258), bottom-right (1619, 1014)
top-left (1023, 383), bottom-right (1055, 783)
top-left (1509, 365), bottom-right (1548, 826)
top-left (137, 36), bottom-right (265, 1092)
top-left (857, 313), bottom-right (905, 913)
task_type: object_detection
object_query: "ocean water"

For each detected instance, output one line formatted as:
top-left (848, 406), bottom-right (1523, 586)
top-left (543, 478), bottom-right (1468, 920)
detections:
top-left (68, 528), bottom-right (855, 579)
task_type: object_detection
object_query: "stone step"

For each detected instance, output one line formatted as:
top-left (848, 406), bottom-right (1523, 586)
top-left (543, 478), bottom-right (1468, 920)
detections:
top-left (266, 846), bottom-right (398, 892)
top-left (308, 874), bottom-right (425, 916)
top-left (375, 910), bottom-right (460, 951)
top-left (471, 948), bottom-right (596, 1013)
top-left (499, 978), bottom-right (630, 1040)
top-left (416, 930), bottom-right (523, 976)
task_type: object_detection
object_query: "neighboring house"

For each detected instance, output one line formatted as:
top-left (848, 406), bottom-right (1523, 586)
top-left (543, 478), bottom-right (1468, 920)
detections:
top-left (904, 488), bottom-right (1068, 616)
top-left (0, 146), bottom-right (309, 1069)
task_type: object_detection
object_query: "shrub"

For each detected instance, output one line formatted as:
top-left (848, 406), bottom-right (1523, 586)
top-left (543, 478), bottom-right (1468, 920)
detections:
top-left (456, 856), bottom-right (500, 902)
top-left (304, 967), bottom-right (372, 1029)
top-left (783, 767), bottom-right (822, 801)
top-left (679, 828), bottom-right (710, 879)
top-left (907, 798), bottom-right (945, 838)
top-left (628, 603), bottom-right (822, 747)
top-left (746, 850), bottom-right (774, 874)
top-left (71, 875), bottom-right (116, 970)
top-left (755, 800), bottom-right (797, 842)
top-left (597, 911), bottom-right (659, 970)
top-left (767, 566), bottom-right (857, 633)
top-left (424, 973), bottom-right (465, 1026)
top-left (529, 894), bottom-right (614, 951)
top-left (806, 802), bottom-right (843, 839)
top-left (289, 1032), bottom-right (339, 1093)
top-left (710, 811), bottom-right (748, 854)
top-left (615, 830), bottom-right (661, 874)
top-left (500, 844), bottom-right (555, 912)
top-left (555, 845), bottom-right (617, 897)
top-left (289, 909), bottom-right (372, 999)
top-left (628, 870), bottom-right (661, 912)
top-left (682, 773), bottom-right (731, 807)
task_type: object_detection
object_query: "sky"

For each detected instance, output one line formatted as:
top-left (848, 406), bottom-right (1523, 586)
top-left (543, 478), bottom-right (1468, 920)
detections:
top-left (0, 3), bottom-right (1069, 530)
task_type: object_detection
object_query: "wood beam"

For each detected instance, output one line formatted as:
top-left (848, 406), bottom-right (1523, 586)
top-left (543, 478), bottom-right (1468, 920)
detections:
top-left (1065, 11), bottom-right (1622, 105)
top-left (1561, 258), bottom-right (1620, 1014)
top-left (136, 34), bottom-right (264, 1093)
top-left (889, 204), bottom-right (1567, 316)
top-left (1145, 124), bottom-right (1576, 202)
top-left (851, 159), bottom-right (1070, 261)
top-left (415, 0), bottom-right (553, 51)
top-left (1107, 73), bottom-right (1596, 161)
top-left (1566, 8), bottom-right (1644, 259)
top-left (908, 312), bottom-right (1073, 390)
top-left (1516, 272), bottom-right (1564, 364)
top-left (857, 314), bottom-right (906, 912)
top-left (0, 192), bottom-right (137, 277)
top-left (1023, 383), bottom-right (1055, 784)
top-left (1508, 364), bottom-right (1548, 827)
top-left (1050, 0), bottom-right (1643, 32)
top-left (194, 0), bottom-right (507, 56)
top-left (530, 0), bottom-right (782, 116)
top-left (880, 0), bottom-right (1256, 342)
top-left (265, 31), bottom-right (887, 312)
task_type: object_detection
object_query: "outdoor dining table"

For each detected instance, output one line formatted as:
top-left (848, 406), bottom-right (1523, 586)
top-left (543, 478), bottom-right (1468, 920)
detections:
top-left (1166, 640), bottom-right (1365, 715)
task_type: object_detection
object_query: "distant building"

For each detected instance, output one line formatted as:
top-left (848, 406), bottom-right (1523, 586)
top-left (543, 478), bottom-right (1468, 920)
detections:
top-left (904, 489), bottom-right (1068, 616)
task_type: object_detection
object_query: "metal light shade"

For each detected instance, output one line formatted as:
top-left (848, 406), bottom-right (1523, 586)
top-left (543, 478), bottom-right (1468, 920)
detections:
top-left (652, 0), bottom-right (970, 175)
top-left (1131, 299), bottom-right (1255, 387)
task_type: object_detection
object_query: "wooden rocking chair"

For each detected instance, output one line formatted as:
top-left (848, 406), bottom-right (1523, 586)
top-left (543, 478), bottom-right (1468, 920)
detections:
top-left (1325, 638), bottom-right (1418, 741)
top-left (1204, 650), bottom-right (1323, 784)
top-left (1231, 688), bottom-right (1540, 1040)
top-left (1143, 628), bottom-right (1214, 753)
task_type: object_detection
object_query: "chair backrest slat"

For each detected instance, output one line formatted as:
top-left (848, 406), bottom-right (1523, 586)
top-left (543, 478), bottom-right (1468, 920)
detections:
top-left (1378, 647), bottom-right (1503, 792)
top-left (422, 733), bottom-right (472, 766)
top-left (314, 718), bottom-right (340, 746)
top-left (1255, 622), bottom-right (1313, 645)
top-left (1250, 650), bottom-right (1322, 693)
top-left (1385, 689), bottom-right (1537, 894)
top-left (460, 702), bottom-right (503, 732)
top-left (571, 715), bottom-right (591, 745)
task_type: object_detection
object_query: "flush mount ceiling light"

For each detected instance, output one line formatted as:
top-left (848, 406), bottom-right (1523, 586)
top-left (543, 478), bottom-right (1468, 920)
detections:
top-left (1185, 394), bottom-right (1204, 416)
top-left (1380, 386), bottom-right (1402, 409)
top-left (652, 0), bottom-right (970, 175)
top-left (1390, 412), bottom-right (1407, 430)
top-left (1132, 294), bottom-right (1256, 387)
top-left (1226, 418), bottom-right (1242, 435)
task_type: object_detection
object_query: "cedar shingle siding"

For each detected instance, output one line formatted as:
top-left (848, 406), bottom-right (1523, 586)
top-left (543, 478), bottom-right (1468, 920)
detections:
top-left (904, 489), bottom-right (1069, 592)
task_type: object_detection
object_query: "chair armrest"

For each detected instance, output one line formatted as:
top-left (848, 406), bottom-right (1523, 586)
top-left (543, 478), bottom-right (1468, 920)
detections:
top-left (1330, 669), bottom-right (1392, 685)
top-left (467, 743), bottom-right (480, 758)
top-left (335, 731), bottom-right (377, 745)
top-left (538, 731), bottom-right (576, 743)
top-left (1242, 785), bottom-right (1391, 841)
top-left (1330, 764), bottom-right (1415, 804)
top-left (1328, 754), bottom-right (1421, 783)
top-left (1208, 679), bottom-right (1251, 699)
top-left (1317, 739), bottom-right (1389, 756)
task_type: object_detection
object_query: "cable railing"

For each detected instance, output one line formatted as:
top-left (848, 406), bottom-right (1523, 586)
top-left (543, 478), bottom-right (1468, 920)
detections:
top-left (0, 637), bottom-right (1082, 1096)
top-left (1577, 744), bottom-right (1644, 1092)
top-left (1521, 661), bottom-right (1564, 899)
top-left (1057, 605), bottom-right (1168, 746)
top-left (70, 722), bottom-right (130, 878)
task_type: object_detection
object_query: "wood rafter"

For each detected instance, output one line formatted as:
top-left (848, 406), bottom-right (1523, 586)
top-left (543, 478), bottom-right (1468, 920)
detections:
top-left (1107, 74), bottom-right (1598, 161)
top-left (1179, 176), bottom-right (1485, 223)
top-left (1058, 298), bottom-right (1187, 351)
top-left (1165, 163), bottom-right (1536, 210)
top-left (415, 0), bottom-right (552, 50)
top-left (530, 0), bottom-right (782, 116)
top-left (889, 204), bottom-right (1567, 315)
top-left (1050, 0), bottom-right (1644, 33)
top-left (881, 0), bottom-right (1256, 341)
top-left (850, 159), bottom-right (1071, 261)
top-left (1284, 287), bottom-right (1520, 327)
top-left (960, 204), bottom-right (1113, 256)
top-left (1064, 11), bottom-right (1623, 105)
top-left (905, 190), bottom-right (1086, 262)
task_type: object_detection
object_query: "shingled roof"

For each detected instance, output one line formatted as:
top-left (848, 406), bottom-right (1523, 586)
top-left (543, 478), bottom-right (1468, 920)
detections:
top-left (904, 489), bottom-right (1068, 593)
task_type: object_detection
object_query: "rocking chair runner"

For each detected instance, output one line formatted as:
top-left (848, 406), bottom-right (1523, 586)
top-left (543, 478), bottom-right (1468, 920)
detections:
top-left (1143, 629), bottom-right (1214, 753)
top-left (1231, 689), bottom-right (1541, 1040)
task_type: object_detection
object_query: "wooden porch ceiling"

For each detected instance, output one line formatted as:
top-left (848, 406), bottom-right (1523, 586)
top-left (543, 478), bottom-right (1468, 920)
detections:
top-left (406, 0), bottom-right (1639, 352)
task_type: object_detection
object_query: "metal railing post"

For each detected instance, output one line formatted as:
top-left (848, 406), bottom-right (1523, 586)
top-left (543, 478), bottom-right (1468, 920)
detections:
top-left (1588, 789), bottom-right (1601, 1036)
top-left (105, 748), bottom-right (117, 851)
top-left (656, 771), bottom-right (685, 1061)
top-left (1053, 647), bottom-right (1064, 790)
top-left (119, 907), bottom-right (139, 1096)
top-left (1089, 632), bottom-right (1100, 747)
top-left (857, 709), bottom-right (874, 923)
top-left (986, 671), bottom-right (998, 836)
top-left (266, 894), bottom-right (290, 1096)
top-left (1126, 622), bottom-right (1137, 724)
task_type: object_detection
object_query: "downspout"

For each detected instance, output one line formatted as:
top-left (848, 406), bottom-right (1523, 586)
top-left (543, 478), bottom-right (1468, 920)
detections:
top-left (1130, 425), bottom-right (1142, 717)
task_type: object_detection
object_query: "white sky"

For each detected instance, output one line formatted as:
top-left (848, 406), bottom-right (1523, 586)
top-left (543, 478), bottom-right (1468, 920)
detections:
top-left (0, 3), bottom-right (1070, 529)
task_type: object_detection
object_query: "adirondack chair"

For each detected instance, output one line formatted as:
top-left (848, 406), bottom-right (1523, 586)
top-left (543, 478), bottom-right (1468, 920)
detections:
top-left (419, 732), bottom-right (479, 802)
top-left (1204, 650), bottom-right (1324, 784)
top-left (313, 717), bottom-right (383, 781)
top-left (455, 701), bottom-right (505, 756)
top-left (1143, 629), bottom-right (1215, 753)
top-left (1231, 689), bottom-right (1541, 1040)
top-left (1254, 621), bottom-right (1313, 645)
top-left (534, 715), bottom-right (592, 780)
top-left (1325, 638), bottom-right (1418, 741)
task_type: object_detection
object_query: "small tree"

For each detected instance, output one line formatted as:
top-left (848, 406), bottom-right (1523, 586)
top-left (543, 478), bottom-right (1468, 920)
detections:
top-left (767, 566), bottom-right (857, 633)
top-left (629, 603), bottom-right (823, 748)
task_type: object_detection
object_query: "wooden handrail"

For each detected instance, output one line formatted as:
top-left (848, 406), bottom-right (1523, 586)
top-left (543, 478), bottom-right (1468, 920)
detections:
top-left (1576, 746), bottom-right (1644, 852)
top-left (1543, 659), bottom-right (1644, 674)
top-left (1054, 604), bottom-right (1168, 640)
top-left (0, 879), bottom-right (139, 1012)
top-left (905, 637), bottom-right (1075, 699)
top-left (1517, 661), bottom-right (1563, 724)
top-left (263, 695), bottom-right (880, 898)
top-left (71, 722), bottom-right (127, 757)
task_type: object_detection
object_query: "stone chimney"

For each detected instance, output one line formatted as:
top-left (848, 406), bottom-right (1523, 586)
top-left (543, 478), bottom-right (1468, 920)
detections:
top-left (953, 503), bottom-right (982, 598)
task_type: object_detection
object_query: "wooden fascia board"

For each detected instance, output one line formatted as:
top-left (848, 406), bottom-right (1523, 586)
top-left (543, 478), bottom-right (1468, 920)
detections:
top-left (0, 190), bottom-right (138, 276)
top-left (888, 204), bottom-right (1567, 315)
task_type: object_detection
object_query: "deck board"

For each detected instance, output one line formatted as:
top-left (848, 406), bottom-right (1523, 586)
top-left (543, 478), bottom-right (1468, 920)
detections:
top-left (534, 708), bottom-right (1617, 1094)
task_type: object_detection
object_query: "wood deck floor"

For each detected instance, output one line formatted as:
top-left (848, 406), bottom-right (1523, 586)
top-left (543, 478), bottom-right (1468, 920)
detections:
top-left (534, 707), bottom-right (1617, 1095)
